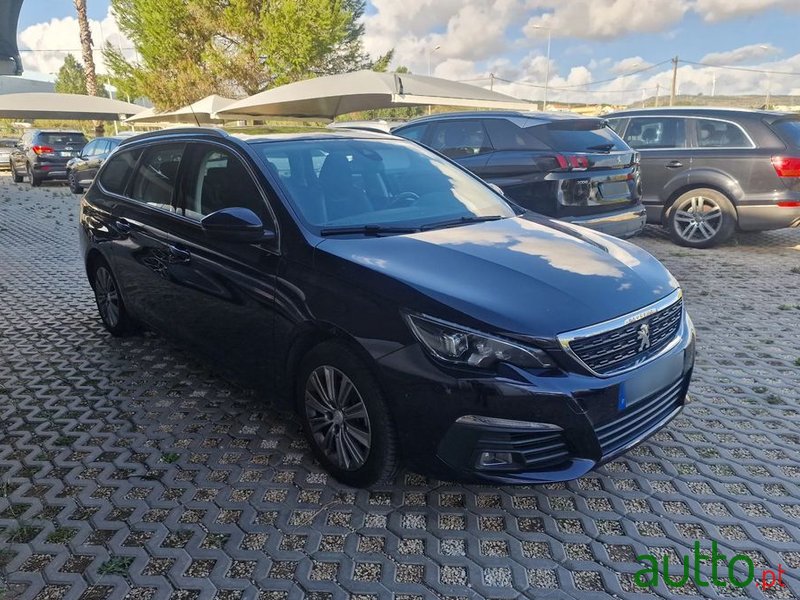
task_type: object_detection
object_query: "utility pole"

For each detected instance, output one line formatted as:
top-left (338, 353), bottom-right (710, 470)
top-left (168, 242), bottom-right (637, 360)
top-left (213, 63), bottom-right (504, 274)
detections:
top-left (655, 83), bottom-right (660, 107)
top-left (490, 73), bottom-right (495, 91)
top-left (711, 72), bottom-right (716, 97)
top-left (765, 74), bottom-right (772, 109)
top-left (670, 56), bottom-right (679, 106)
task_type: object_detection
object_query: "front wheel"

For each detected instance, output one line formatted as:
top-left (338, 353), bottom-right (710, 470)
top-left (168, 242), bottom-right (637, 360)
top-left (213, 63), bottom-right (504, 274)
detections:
top-left (296, 341), bottom-right (398, 487)
top-left (68, 170), bottom-right (83, 194)
top-left (668, 188), bottom-right (736, 248)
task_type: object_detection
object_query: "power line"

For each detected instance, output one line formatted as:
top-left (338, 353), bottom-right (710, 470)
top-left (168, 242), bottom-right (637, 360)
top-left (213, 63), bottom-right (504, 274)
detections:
top-left (679, 58), bottom-right (800, 76)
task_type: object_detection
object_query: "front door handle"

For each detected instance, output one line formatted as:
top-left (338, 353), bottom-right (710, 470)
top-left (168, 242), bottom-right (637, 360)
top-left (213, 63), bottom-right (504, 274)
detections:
top-left (665, 160), bottom-right (683, 169)
top-left (115, 219), bottom-right (131, 234)
top-left (168, 245), bottom-right (191, 263)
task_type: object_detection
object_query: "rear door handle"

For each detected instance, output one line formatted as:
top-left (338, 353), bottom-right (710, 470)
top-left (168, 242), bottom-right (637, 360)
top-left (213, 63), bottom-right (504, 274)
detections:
top-left (115, 219), bottom-right (131, 233)
top-left (665, 160), bottom-right (683, 169)
top-left (168, 245), bottom-right (191, 263)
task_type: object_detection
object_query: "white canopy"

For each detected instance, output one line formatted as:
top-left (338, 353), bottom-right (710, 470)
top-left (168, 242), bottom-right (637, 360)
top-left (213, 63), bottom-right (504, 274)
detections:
top-left (126, 95), bottom-right (251, 124)
top-left (218, 71), bottom-right (535, 120)
top-left (0, 92), bottom-right (145, 120)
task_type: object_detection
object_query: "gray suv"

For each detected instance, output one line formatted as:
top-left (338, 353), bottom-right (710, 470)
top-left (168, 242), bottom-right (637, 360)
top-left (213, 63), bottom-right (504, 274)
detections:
top-left (607, 108), bottom-right (800, 248)
top-left (9, 129), bottom-right (88, 187)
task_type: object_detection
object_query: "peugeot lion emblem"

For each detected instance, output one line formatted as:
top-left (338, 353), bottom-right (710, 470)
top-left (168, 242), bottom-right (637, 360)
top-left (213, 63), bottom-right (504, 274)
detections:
top-left (637, 322), bottom-right (651, 352)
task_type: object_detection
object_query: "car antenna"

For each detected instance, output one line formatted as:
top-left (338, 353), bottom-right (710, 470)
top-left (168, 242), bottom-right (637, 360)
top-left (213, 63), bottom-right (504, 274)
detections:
top-left (188, 102), bottom-right (201, 127)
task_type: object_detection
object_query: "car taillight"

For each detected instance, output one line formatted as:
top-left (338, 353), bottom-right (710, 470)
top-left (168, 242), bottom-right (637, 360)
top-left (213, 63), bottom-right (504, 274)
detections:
top-left (554, 154), bottom-right (590, 171)
top-left (771, 156), bottom-right (800, 177)
top-left (32, 145), bottom-right (54, 155)
top-left (777, 201), bottom-right (800, 207)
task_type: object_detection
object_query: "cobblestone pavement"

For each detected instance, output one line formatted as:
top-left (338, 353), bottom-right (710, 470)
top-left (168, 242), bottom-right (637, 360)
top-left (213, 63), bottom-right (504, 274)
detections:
top-left (1, 173), bottom-right (799, 600)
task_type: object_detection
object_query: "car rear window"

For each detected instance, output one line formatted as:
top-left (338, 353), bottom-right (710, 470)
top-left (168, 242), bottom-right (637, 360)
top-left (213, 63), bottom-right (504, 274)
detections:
top-left (38, 133), bottom-right (87, 146)
top-left (771, 119), bottom-right (800, 148)
top-left (533, 120), bottom-right (627, 152)
top-left (0, 139), bottom-right (17, 148)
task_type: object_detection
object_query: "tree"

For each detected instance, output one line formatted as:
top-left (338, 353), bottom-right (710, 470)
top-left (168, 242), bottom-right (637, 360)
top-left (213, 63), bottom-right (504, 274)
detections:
top-left (54, 54), bottom-right (86, 94)
top-left (105, 0), bottom-right (393, 110)
top-left (74, 0), bottom-right (104, 135)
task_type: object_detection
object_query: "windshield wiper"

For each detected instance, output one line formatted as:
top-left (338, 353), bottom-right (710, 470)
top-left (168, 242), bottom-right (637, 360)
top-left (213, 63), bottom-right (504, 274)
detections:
top-left (420, 215), bottom-right (505, 231)
top-left (585, 143), bottom-right (615, 152)
top-left (319, 224), bottom-right (420, 236)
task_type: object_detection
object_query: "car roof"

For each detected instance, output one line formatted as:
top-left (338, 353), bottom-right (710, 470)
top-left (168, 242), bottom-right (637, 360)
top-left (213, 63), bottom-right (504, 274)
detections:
top-left (606, 107), bottom-right (793, 119)
top-left (33, 129), bottom-right (85, 134)
top-left (396, 110), bottom-right (593, 128)
top-left (119, 127), bottom-right (398, 147)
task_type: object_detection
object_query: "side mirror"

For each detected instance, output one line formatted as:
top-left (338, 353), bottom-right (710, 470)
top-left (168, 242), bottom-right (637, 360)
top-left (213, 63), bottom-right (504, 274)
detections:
top-left (201, 207), bottom-right (275, 243)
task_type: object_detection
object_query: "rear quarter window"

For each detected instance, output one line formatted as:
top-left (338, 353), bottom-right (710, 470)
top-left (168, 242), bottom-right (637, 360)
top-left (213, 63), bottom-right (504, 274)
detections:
top-left (97, 148), bottom-right (142, 195)
top-left (484, 119), bottom-right (549, 150)
top-left (770, 119), bottom-right (800, 148)
top-left (533, 120), bottom-right (628, 152)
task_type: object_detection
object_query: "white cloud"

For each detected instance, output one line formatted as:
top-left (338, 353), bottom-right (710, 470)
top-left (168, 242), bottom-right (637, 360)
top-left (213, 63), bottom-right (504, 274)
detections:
top-left (17, 7), bottom-right (133, 76)
top-left (611, 56), bottom-right (653, 74)
top-left (692, 0), bottom-right (800, 22)
top-left (523, 0), bottom-right (690, 40)
top-left (701, 43), bottom-right (779, 65)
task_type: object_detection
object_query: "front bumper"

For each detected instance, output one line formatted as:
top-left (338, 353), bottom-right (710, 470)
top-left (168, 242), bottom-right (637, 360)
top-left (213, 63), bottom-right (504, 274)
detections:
top-left (561, 204), bottom-right (647, 238)
top-left (376, 312), bottom-right (694, 484)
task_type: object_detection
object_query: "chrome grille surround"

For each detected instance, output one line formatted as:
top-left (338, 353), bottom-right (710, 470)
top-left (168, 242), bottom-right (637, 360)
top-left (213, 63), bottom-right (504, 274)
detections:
top-left (557, 289), bottom-right (684, 378)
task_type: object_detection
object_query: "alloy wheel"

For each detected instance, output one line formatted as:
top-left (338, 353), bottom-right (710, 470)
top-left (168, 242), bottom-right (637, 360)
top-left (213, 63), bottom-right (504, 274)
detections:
top-left (672, 195), bottom-right (723, 243)
top-left (94, 266), bottom-right (121, 328)
top-left (304, 365), bottom-right (372, 471)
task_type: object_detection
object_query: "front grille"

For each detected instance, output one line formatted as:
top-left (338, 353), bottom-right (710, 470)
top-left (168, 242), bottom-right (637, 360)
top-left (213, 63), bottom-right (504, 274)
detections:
top-left (568, 297), bottom-right (683, 375)
top-left (596, 378), bottom-right (684, 457)
top-left (479, 430), bottom-right (571, 471)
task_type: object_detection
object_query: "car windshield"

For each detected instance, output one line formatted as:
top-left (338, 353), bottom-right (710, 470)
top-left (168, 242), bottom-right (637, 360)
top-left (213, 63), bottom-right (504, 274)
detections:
top-left (252, 137), bottom-right (518, 231)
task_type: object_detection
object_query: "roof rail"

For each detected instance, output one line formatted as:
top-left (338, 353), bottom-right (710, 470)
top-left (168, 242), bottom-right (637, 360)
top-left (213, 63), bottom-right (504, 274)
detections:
top-left (118, 127), bottom-right (230, 146)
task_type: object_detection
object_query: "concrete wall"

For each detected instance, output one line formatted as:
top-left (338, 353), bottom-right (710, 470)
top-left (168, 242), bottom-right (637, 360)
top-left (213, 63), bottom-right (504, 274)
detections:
top-left (0, 76), bottom-right (55, 95)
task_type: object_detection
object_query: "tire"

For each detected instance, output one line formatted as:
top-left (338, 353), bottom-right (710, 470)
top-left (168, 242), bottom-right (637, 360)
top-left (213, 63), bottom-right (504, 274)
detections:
top-left (28, 164), bottom-right (42, 187)
top-left (90, 259), bottom-right (134, 336)
top-left (667, 188), bottom-right (736, 249)
top-left (11, 163), bottom-right (23, 183)
top-left (68, 170), bottom-right (83, 194)
top-left (296, 340), bottom-right (398, 487)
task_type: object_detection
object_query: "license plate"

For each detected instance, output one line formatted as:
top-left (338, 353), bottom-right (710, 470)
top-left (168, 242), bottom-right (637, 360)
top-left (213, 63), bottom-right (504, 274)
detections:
top-left (620, 351), bottom-right (683, 408)
top-left (60, 151), bottom-right (74, 157)
top-left (599, 181), bottom-right (628, 200)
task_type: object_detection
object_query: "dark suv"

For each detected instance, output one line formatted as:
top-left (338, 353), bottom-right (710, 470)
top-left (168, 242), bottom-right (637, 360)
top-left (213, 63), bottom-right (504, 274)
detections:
top-left (9, 129), bottom-right (88, 187)
top-left (79, 128), bottom-right (694, 486)
top-left (393, 111), bottom-right (646, 238)
top-left (607, 108), bottom-right (800, 248)
top-left (66, 134), bottom-right (134, 194)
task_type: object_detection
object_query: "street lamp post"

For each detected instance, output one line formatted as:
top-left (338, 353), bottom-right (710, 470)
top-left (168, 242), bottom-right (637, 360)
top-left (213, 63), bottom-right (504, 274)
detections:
top-left (529, 26), bottom-right (552, 111)
top-left (427, 45), bottom-right (441, 115)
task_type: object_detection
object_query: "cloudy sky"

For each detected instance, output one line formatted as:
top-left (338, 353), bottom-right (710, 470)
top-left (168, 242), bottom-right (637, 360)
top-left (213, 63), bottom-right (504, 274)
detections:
top-left (15, 0), bottom-right (800, 104)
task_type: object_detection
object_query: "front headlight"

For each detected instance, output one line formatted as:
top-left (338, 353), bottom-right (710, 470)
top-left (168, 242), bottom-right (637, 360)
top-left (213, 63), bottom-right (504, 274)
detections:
top-left (404, 313), bottom-right (556, 370)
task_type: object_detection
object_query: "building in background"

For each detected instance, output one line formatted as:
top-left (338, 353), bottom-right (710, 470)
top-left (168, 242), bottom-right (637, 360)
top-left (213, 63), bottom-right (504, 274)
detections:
top-left (0, 76), bottom-right (54, 95)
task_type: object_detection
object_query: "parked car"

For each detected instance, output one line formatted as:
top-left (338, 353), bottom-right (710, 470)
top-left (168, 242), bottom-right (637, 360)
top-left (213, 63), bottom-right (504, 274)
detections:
top-left (392, 111), bottom-right (646, 238)
top-left (79, 127), bottom-right (695, 486)
top-left (606, 107), bottom-right (800, 248)
top-left (0, 137), bottom-right (18, 170)
top-left (9, 129), bottom-right (88, 186)
top-left (66, 133), bottom-right (135, 194)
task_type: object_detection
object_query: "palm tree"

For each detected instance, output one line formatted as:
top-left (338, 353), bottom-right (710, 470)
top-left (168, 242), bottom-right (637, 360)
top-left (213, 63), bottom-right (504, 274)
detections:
top-left (74, 0), bottom-right (103, 134)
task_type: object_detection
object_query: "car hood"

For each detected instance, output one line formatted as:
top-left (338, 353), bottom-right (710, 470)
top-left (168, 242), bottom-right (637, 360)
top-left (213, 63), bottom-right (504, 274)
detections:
top-left (316, 215), bottom-right (679, 339)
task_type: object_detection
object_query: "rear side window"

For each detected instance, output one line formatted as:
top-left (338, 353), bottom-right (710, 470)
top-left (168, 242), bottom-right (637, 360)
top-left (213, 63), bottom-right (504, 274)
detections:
top-left (427, 120), bottom-right (493, 158)
top-left (130, 144), bottom-right (185, 210)
top-left (694, 118), bottom-right (751, 148)
top-left (623, 117), bottom-right (687, 149)
top-left (97, 148), bottom-right (142, 195)
top-left (535, 120), bottom-right (628, 152)
top-left (0, 139), bottom-right (16, 148)
top-left (38, 132), bottom-right (87, 146)
top-left (395, 123), bottom-right (427, 142)
top-left (484, 119), bottom-right (549, 150)
top-left (770, 119), bottom-right (800, 148)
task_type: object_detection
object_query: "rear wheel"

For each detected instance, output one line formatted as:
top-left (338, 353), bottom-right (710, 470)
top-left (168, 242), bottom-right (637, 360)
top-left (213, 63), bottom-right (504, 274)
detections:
top-left (668, 188), bottom-right (736, 248)
top-left (28, 164), bottom-right (42, 187)
top-left (90, 260), bottom-right (134, 336)
top-left (296, 341), bottom-right (398, 487)
top-left (11, 163), bottom-right (23, 183)
top-left (68, 170), bottom-right (83, 194)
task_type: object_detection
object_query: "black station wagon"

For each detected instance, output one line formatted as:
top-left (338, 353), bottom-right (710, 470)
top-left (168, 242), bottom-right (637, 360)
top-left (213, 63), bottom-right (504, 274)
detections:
top-left (79, 128), bottom-right (695, 486)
